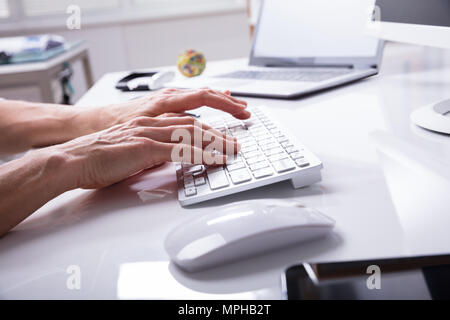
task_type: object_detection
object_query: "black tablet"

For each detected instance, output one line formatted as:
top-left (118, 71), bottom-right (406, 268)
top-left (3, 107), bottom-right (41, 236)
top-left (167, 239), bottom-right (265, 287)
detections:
top-left (283, 254), bottom-right (450, 300)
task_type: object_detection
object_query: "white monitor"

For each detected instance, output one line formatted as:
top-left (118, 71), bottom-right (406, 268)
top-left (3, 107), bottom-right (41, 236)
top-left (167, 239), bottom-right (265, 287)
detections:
top-left (367, 0), bottom-right (450, 49)
top-left (368, 0), bottom-right (450, 134)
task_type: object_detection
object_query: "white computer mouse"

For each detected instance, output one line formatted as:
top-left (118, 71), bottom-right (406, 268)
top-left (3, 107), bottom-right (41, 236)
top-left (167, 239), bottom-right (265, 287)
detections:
top-left (164, 199), bottom-right (335, 272)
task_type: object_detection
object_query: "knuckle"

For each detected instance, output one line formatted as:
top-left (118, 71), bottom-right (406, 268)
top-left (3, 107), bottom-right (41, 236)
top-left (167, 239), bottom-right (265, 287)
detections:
top-left (130, 116), bottom-right (149, 126)
top-left (182, 116), bottom-right (195, 124)
top-left (184, 124), bottom-right (195, 133)
top-left (162, 88), bottom-right (177, 95)
top-left (131, 127), bottom-right (148, 137)
top-left (136, 136), bottom-right (154, 146)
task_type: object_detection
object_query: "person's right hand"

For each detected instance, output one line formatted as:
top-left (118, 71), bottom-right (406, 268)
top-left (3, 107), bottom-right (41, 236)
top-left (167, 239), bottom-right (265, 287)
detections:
top-left (84, 88), bottom-right (251, 134)
top-left (45, 116), bottom-right (239, 189)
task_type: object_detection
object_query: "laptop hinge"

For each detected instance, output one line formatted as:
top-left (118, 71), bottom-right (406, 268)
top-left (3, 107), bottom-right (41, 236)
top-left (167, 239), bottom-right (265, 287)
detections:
top-left (265, 63), bottom-right (354, 69)
top-left (353, 64), bottom-right (379, 70)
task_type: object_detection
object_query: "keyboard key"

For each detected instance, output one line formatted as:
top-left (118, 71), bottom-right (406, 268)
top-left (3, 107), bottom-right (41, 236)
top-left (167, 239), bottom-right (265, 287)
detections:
top-left (249, 161), bottom-right (269, 171)
top-left (243, 150), bottom-right (262, 159)
top-left (272, 158), bottom-right (296, 173)
top-left (269, 128), bottom-right (280, 134)
top-left (277, 136), bottom-right (288, 143)
top-left (268, 153), bottom-right (288, 162)
top-left (239, 136), bottom-right (256, 144)
top-left (209, 120), bottom-right (224, 127)
top-left (264, 147), bottom-right (284, 157)
top-left (260, 142), bottom-right (279, 151)
top-left (234, 133), bottom-right (251, 140)
top-left (295, 158), bottom-right (310, 168)
top-left (184, 176), bottom-right (195, 188)
top-left (243, 119), bottom-right (260, 128)
top-left (185, 165), bottom-right (204, 174)
top-left (194, 176), bottom-right (206, 186)
top-left (207, 169), bottom-right (230, 190)
top-left (226, 161), bottom-right (246, 172)
top-left (207, 166), bottom-right (225, 174)
top-left (272, 131), bottom-right (284, 138)
top-left (252, 167), bottom-right (274, 179)
top-left (241, 144), bottom-right (258, 153)
top-left (226, 154), bottom-right (244, 165)
top-left (257, 137), bottom-right (276, 146)
top-left (281, 141), bottom-right (293, 148)
top-left (255, 134), bottom-right (271, 141)
top-left (246, 155), bottom-right (267, 165)
top-left (248, 124), bottom-right (264, 131)
top-left (229, 168), bottom-right (252, 184)
top-left (285, 146), bottom-right (299, 154)
top-left (290, 152), bottom-right (304, 160)
top-left (226, 121), bottom-right (243, 129)
top-left (184, 187), bottom-right (197, 197)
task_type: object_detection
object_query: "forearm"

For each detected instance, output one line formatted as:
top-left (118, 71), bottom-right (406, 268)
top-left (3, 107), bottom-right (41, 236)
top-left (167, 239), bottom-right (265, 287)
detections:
top-left (0, 100), bottom-right (103, 153)
top-left (0, 149), bottom-right (76, 237)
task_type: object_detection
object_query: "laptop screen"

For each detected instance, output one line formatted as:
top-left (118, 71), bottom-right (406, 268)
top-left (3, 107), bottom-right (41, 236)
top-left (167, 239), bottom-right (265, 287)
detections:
top-left (253, 0), bottom-right (380, 59)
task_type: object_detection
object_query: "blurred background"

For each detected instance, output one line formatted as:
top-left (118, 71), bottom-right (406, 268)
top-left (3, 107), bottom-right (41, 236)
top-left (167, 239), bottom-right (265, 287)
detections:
top-left (0, 0), bottom-right (262, 102)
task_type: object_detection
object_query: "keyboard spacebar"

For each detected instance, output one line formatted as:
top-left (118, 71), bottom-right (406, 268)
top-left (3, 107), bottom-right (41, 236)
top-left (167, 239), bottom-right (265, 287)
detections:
top-left (207, 169), bottom-right (230, 190)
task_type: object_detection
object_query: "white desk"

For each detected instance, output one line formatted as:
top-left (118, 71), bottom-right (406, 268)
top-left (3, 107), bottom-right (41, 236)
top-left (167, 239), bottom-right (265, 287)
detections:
top-left (0, 43), bottom-right (449, 299)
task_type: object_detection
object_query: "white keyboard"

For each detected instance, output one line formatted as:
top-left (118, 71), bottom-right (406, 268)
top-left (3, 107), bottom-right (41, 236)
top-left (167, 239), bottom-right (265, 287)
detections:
top-left (175, 107), bottom-right (323, 206)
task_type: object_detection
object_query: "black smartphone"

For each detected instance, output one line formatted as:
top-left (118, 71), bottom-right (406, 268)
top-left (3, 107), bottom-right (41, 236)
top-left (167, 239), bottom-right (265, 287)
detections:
top-left (283, 254), bottom-right (450, 300)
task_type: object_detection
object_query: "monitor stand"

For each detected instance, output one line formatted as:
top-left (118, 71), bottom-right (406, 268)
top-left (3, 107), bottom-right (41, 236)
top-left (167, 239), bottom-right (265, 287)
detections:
top-left (410, 99), bottom-right (450, 134)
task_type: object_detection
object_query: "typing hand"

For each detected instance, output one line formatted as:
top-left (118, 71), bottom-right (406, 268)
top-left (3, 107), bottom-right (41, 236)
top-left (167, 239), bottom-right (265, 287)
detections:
top-left (95, 88), bottom-right (250, 130)
top-left (49, 116), bottom-right (239, 189)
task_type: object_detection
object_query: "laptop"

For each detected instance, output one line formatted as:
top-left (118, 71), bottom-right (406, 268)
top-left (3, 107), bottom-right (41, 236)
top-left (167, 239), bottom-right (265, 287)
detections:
top-left (167, 0), bottom-right (384, 99)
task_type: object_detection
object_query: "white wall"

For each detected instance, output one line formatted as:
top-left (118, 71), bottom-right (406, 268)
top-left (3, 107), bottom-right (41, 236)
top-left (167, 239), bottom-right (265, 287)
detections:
top-left (0, 10), bottom-right (251, 103)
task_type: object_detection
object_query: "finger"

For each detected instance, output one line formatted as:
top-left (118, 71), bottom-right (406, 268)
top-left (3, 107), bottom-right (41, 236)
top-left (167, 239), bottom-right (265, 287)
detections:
top-left (135, 125), bottom-right (240, 154)
top-left (171, 88), bottom-right (248, 116)
top-left (209, 92), bottom-right (251, 119)
top-left (145, 116), bottom-right (237, 143)
top-left (153, 141), bottom-right (228, 166)
top-left (157, 112), bottom-right (190, 118)
top-left (231, 109), bottom-right (252, 120)
top-left (219, 90), bottom-right (248, 106)
top-left (127, 116), bottom-right (236, 145)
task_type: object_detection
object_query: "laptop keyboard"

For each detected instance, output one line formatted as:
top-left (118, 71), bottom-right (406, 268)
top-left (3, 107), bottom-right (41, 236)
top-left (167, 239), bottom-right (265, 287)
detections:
top-left (175, 107), bottom-right (323, 206)
top-left (217, 69), bottom-right (352, 82)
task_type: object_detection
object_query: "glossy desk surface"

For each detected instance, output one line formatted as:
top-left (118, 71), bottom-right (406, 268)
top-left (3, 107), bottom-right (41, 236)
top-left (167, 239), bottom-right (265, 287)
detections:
top-left (1, 43), bottom-right (449, 299)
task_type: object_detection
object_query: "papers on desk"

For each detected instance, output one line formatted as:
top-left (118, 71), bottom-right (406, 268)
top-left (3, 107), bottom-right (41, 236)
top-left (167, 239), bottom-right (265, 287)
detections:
top-left (0, 35), bottom-right (65, 64)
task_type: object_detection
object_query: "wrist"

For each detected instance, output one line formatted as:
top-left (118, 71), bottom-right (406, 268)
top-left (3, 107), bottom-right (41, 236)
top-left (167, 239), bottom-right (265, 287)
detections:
top-left (77, 104), bottom-right (131, 133)
top-left (30, 147), bottom-right (80, 194)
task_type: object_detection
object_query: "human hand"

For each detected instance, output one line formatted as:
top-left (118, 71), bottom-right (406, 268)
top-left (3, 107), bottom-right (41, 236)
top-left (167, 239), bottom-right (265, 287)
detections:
top-left (49, 116), bottom-right (239, 189)
top-left (88, 88), bottom-right (250, 133)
